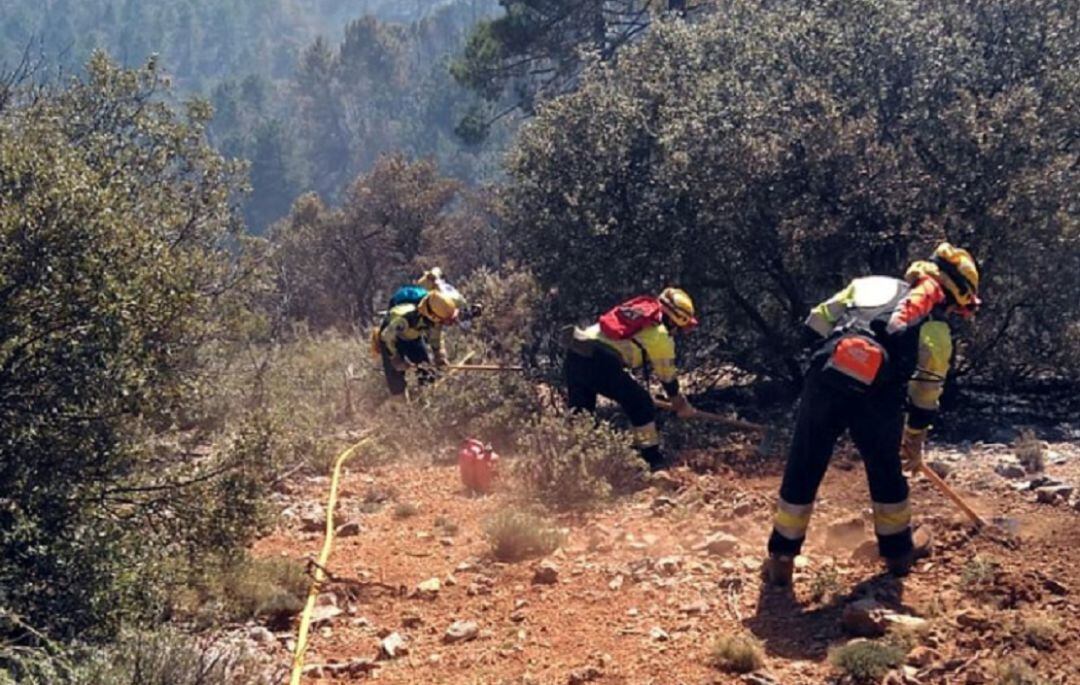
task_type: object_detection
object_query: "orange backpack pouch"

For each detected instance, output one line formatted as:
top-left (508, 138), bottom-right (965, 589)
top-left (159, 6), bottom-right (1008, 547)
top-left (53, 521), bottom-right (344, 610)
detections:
top-left (829, 335), bottom-right (885, 386)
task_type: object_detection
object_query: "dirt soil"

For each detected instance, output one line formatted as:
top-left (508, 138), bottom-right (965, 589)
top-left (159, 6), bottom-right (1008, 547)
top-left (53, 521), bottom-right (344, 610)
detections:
top-left (256, 437), bottom-right (1080, 685)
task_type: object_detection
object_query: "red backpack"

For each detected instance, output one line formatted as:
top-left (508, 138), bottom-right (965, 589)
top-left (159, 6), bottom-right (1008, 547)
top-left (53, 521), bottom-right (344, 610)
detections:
top-left (598, 296), bottom-right (663, 339)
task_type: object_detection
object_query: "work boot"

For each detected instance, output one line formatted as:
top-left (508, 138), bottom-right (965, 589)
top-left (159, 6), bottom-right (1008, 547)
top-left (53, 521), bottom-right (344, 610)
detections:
top-left (884, 526), bottom-right (932, 577)
top-left (639, 445), bottom-right (667, 472)
top-left (765, 555), bottom-right (795, 587)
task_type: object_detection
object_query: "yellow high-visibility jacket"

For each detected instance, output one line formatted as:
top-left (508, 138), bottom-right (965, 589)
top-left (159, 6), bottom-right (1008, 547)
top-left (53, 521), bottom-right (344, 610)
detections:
top-left (576, 322), bottom-right (679, 386)
top-left (805, 276), bottom-right (952, 429)
top-left (380, 303), bottom-right (445, 361)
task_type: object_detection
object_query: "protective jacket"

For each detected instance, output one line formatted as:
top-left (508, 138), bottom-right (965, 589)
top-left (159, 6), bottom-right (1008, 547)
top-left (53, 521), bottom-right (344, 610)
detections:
top-left (574, 322), bottom-right (679, 394)
top-left (380, 303), bottom-right (445, 362)
top-left (805, 275), bottom-right (952, 430)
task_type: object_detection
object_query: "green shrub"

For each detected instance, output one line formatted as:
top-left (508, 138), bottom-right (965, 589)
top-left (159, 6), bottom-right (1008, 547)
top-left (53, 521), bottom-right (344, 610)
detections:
top-left (179, 556), bottom-right (308, 627)
top-left (516, 412), bottom-right (645, 510)
top-left (996, 660), bottom-right (1050, 685)
top-left (808, 565), bottom-right (841, 604)
top-left (829, 640), bottom-right (904, 684)
top-left (485, 508), bottom-right (564, 562)
top-left (961, 556), bottom-right (1001, 591)
top-left (1013, 430), bottom-right (1045, 474)
top-left (708, 633), bottom-right (766, 673)
top-left (1018, 614), bottom-right (1061, 651)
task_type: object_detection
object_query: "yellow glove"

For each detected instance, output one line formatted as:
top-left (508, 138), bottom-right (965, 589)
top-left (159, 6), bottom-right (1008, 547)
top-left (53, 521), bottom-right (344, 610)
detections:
top-left (670, 394), bottom-right (695, 419)
top-left (900, 426), bottom-right (927, 473)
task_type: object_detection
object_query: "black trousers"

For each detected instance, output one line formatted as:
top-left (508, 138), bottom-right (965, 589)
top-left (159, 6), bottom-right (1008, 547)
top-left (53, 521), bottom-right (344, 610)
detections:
top-left (564, 349), bottom-right (655, 427)
top-left (768, 364), bottom-right (913, 560)
top-left (380, 338), bottom-right (433, 396)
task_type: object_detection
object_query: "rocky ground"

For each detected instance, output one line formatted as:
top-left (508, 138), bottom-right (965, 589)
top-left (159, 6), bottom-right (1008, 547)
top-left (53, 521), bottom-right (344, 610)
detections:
top-left (253, 436), bottom-right (1080, 684)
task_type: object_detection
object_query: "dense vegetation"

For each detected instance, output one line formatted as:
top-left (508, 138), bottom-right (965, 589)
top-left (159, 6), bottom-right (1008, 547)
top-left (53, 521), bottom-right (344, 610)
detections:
top-left (1, 0), bottom-right (1078, 681)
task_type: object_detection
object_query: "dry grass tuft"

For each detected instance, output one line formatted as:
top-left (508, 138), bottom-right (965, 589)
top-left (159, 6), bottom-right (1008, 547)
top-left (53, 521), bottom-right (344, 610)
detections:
top-left (708, 633), bottom-right (765, 674)
top-left (485, 508), bottom-right (564, 562)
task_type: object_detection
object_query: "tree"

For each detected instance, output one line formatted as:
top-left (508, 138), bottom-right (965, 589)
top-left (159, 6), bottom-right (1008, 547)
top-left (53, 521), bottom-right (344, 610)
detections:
top-left (506, 0), bottom-right (1080, 389)
top-left (0, 53), bottom-right (269, 638)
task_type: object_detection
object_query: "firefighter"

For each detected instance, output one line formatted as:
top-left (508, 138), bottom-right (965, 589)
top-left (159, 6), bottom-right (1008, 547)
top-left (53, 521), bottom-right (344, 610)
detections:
top-left (564, 288), bottom-right (698, 471)
top-left (378, 290), bottom-right (458, 398)
top-left (765, 243), bottom-right (981, 585)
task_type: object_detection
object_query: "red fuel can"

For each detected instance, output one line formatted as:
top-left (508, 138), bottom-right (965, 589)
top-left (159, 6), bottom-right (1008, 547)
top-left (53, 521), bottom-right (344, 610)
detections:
top-left (459, 438), bottom-right (499, 494)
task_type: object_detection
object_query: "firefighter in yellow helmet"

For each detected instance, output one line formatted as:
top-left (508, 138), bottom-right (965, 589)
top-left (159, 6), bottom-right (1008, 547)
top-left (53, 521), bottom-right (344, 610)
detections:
top-left (565, 287), bottom-right (698, 471)
top-left (765, 242), bottom-right (980, 585)
top-left (378, 290), bottom-right (458, 397)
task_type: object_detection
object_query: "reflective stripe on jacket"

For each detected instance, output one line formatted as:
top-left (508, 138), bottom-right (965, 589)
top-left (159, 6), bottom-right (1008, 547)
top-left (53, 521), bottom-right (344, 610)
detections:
top-left (577, 323), bottom-right (678, 384)
top-left (805, 276), bottom-right (952, 427)
top-left (380, 303), bottom-right (444, 359)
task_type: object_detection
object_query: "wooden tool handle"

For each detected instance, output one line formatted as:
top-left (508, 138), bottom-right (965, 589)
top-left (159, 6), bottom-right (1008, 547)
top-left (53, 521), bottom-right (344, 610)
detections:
top-left (918, 463), bottom-right (986, 527)
top-left (447, 364), bottom-right (525, 372)
top-left (654, 399), bottom-right (768, 433)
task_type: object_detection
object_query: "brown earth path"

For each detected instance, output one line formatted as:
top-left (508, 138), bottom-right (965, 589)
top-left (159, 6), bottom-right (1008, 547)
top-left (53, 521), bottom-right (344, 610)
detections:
top-left (256, 441), bottom-right (1080, 685)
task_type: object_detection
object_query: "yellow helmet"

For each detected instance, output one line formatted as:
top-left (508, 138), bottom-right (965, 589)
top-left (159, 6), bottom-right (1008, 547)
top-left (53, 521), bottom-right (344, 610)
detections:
top-left (930, 242), bottom-right (980, 309)
top-left (417, 266), bottom-right (444, 291)
top-left (658, 287), bottom-right (698, 329)
top-left (418, 290), bottom-right (458, 324)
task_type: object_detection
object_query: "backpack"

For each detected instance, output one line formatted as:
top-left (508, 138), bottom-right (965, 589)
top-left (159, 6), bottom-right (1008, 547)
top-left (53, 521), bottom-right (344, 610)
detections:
top-left (388, 284), bottom-right (430, 308)
top-left (819, 279), bottom-right (921, 393)
top-left (598, 296), bottom-right (664, 340)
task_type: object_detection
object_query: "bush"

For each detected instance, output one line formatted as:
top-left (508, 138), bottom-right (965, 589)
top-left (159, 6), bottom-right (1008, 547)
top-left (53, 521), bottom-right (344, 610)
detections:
top-left (1013, 430), bottom-right (1045, 474)
top-left (708, 633), bottom-right (766, 674)
top-left (829, 640), bottom-right (904, 684)
top-left (485, 508), bottom-right (564, 562)
top-left (0, 54), bottom-right (270, 639)
top-left (178, 556), bottom-right (308, 628)
top-left (996, 660), bottom-right (1050, 685)
top-left (1018, 614), bottom-right (1061, 651)
top-left (961, 556), bottom-right (1001, 591)
top-left (515, 412), bottom-right (645, 510)
top-left (506, 0), bottom-right (1080, 389)
top-left (393, 502), bottom-right (420, 519)
top-left (808, 565), bottom-right (841, 604)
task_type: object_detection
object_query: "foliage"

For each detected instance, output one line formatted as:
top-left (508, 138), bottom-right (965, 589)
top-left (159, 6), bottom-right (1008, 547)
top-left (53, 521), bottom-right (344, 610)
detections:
top-left (393, 502), bottom-right (421, 519)
top-left (453, 0), bottom-right (706, 132)
top-left (1013, 430), bottom-right (1045, 474)
top-left (828, 640), bottom-right (904, 684)
top-left (995, 660), bottom-right (1050, 685)
top-left (808, 565), bottom-right (841, 604)
top-left (178, 556), bottom-right (308, 628)
top-left (708, 632), bottom-right (765, 674)
top-left (1, 627), bottom-right (277, 685)
top-left (961, 556), bottom-right (1001, 592)
top-left (485, 507), bottom-right (564, 562)
top-left (1017, 614), bottom-right (1062, 651)
top-left (515, 412), bottom-right (645, 510)
top-left (506, 0), bottom-right (1080, 389)
top-left (0, 54), bottom-right (272, 639)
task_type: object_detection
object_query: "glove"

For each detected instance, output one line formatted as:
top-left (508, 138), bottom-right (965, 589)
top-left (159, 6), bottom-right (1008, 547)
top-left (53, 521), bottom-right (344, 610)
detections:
top-left (670, 394), bottom-right (695, 419)
top-left (390, 356), bottom-right (409, 372)
top-left (900, 426), bottom-right (927, 473)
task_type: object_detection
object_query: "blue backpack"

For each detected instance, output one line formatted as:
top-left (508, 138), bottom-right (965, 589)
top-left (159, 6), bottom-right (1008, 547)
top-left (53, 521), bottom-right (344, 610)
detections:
top-left (388, 284), bottom-right (429, 308)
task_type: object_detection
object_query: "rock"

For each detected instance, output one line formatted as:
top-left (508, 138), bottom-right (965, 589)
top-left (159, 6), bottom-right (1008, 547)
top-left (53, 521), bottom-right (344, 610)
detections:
top-left (907, 645), bottom-right (940, 668)
top-left (679, 599), bottom-right (710, 615)
top-left (995, 461), bottom-right (1027, 479)
top-left (955, 609), bottom-right (991, 630)
top-left (299, 507), bottom-right (327, 532)
top-left (309, 605), bottom-right (342, 628)
top-left (733, 500), bottom-right (755, 517)
top-left (379, 632), bottom-right (408, 659)
top-left (1035, 484), bottom-right (1074, 504)
top-left (302, 664), bottom-right (324, 678)
top-left (652, 496), bottom-right (679, 514)
top-left (649, 626), bottom-right (670, 642)
top-left (248, 626), bottom-right (275, 646)
top-left (510, 610), bottom-right (527, 623)
top-left (401, 612), bottom-right (423, 628)
top-left (416, 577), bottom-right (441, 598)
top-left (851, 540), bottom-right (880, 563)
top-left (741, 673), bottom-right (780, 685)
top-left (444, 620), bottom-right (480, 644)
top-left (741, 557), bottom-right (763, 572)
top-left (608, 575), bottom-right (624, 591)
top-left (927, 460), bottom-right (953, 479)
top-left (695, 532), bottom-right (739, 557)
top-left (648, 471), bottom-right (680, 492)
top-left (324, 659), bottom-right (379, 676)
top-left (656, 556), bottom-right (682, 576)
top-left (336, 521), bottom-right (362, 537)
top-left (532, 561), bottom-right (560, 585)
top-left (827, 516), bottom-right (867, 545)
top-left (567, 666), bottom-right (603, 684)
top-left (316, 593), bottom-right (337, 607)
top-left (1042, 578), bottom-right (1069, 595)
top-left (840, 599), bottom-right (923, 637)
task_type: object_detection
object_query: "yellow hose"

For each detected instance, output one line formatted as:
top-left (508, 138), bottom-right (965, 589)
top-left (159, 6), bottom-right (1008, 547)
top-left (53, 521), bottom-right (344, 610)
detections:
top-left (288, 435), bottom-right (371, 685)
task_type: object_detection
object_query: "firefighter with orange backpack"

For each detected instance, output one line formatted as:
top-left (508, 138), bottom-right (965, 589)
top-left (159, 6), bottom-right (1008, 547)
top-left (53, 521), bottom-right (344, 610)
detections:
top-left (564, 288), bottom-right (698, 471)
top-left (765, 243), bottom-right (981, 584)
